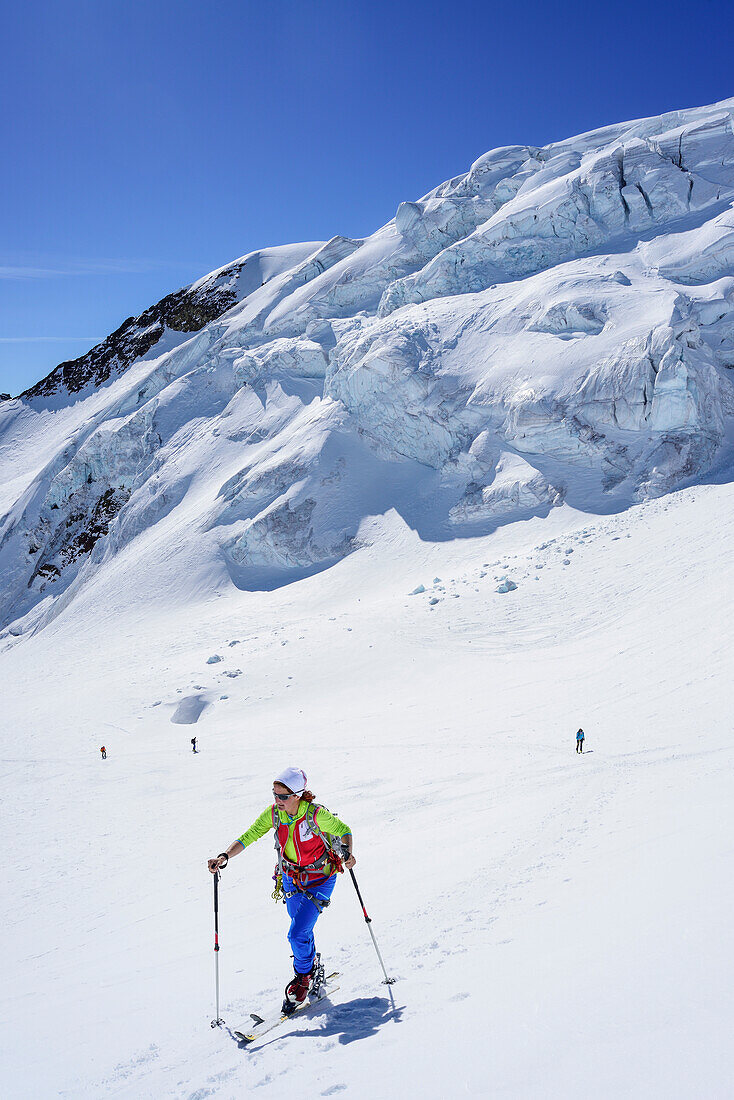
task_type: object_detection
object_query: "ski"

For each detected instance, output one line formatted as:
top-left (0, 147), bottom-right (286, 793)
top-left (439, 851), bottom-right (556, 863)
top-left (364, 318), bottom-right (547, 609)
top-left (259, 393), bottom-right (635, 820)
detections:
top-left (233, 972), bottom-right (340, 1044)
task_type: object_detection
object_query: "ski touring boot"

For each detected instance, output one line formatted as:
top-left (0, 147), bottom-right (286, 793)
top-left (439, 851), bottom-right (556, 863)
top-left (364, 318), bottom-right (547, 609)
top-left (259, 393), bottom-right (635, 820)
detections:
top-left (281, 953), bottom-right (324, 1017)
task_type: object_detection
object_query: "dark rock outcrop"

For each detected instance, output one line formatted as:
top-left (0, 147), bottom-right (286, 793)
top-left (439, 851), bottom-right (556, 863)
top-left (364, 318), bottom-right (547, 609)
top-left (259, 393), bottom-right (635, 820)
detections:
top-left (20, 262), bottom-right (248, 401)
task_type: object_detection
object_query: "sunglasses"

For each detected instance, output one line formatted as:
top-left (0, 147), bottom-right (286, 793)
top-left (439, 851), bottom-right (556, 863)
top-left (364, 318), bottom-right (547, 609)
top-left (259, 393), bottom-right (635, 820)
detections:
top-left (273, 791), bottom-right (294, 800)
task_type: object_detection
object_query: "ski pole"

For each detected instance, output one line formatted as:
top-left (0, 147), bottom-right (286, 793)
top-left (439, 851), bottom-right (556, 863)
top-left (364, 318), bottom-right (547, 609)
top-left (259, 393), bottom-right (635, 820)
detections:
top-left (210, 869), bottom-right (225, 1027)
top-left (347, 866), bottom-right (395, 984)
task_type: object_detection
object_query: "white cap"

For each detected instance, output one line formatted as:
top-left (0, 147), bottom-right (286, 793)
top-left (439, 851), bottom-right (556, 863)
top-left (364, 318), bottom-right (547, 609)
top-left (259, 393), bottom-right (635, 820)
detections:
top-left (274, 767), bottom-right (307, 795)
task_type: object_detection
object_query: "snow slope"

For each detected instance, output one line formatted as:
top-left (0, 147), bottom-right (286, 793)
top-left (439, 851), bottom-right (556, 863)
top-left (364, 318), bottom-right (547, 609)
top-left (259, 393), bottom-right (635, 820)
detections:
top-left (1, 478), bottom-right (733, 1098)
top-left (1, 96), bottom-right (734, 1098)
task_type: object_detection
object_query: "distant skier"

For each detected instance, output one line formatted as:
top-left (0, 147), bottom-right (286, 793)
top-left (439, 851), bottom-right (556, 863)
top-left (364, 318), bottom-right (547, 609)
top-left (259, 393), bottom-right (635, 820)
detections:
top-left (100, 746), bottom-right (107, 759)
top-left (576, 728), bottom-right (585, 753)
top-left (208, 767), bottom-right (355, 1016)
top-left (191, 737), bottom-right (197, 753)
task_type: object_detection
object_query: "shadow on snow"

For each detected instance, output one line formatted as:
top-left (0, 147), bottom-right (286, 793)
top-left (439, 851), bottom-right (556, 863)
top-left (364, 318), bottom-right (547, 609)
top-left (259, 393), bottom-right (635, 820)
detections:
top-left (233, 996), bottom-right (403, 1050)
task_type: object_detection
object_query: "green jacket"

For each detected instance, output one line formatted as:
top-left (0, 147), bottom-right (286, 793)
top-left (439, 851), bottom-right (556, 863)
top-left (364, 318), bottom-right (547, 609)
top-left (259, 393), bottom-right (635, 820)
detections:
top-left (238, 800), bottom-right (351, 863)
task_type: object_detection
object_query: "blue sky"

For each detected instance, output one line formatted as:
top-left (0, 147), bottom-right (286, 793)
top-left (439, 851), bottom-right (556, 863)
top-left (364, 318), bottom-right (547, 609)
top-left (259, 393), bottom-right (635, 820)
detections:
top-left (1, 0), bottom-right (732, 395)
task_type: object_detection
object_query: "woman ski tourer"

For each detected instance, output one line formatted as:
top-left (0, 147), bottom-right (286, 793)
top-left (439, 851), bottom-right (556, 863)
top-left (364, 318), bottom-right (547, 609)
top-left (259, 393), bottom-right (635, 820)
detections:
top-left (208, 767), bottom-right (355, 1015)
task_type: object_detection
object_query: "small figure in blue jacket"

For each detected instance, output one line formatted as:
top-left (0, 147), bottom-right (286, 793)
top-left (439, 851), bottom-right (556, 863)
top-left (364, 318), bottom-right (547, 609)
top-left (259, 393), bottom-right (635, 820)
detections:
top-left (576, 728), bottom-right (585, 754)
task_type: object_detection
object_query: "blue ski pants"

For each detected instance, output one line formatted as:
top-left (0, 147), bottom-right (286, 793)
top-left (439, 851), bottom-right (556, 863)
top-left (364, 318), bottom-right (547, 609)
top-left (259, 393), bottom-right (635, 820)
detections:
top-left (283, 873), bottom-right (337, 974)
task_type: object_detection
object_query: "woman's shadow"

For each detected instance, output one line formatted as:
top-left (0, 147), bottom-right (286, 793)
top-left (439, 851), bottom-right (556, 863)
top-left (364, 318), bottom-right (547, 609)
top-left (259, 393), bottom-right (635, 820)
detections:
top-left (239, 995), bottom-right (402, 1049)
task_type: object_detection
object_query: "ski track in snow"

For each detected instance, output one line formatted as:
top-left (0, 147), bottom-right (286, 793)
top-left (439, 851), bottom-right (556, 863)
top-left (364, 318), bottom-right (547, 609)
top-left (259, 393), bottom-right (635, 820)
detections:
top-left (1, 480), bottom-right (733, 1097)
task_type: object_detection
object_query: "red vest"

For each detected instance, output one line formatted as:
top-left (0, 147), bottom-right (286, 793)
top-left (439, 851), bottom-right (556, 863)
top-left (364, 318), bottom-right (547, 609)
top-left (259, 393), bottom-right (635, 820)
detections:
top-left (272, 804), bottom-right (329, 884)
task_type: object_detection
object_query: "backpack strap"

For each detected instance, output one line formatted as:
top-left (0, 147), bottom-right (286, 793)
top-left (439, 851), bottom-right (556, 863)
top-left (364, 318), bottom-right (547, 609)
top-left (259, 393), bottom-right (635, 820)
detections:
top-left (305, 802), bottom-right (329, 845)
top-left (306, 803), bottom-right (345, 872)
top-left (272, 804), bottom-right (284, 877)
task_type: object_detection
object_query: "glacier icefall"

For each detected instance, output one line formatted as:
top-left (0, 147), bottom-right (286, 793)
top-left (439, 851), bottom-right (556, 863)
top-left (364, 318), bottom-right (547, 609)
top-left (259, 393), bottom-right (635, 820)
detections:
top-left (1, 97), bottom-right (734, 634)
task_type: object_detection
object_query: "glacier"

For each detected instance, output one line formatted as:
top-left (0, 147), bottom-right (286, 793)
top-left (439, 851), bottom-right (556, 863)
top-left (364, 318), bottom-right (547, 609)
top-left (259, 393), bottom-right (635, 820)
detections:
top-left (1, 96), bottom-right (734, 635)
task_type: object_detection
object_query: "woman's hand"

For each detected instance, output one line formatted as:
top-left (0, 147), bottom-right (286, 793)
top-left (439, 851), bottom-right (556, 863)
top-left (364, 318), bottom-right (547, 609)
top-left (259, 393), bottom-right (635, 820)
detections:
top-left (208, 842), bottom-right (242, 873)
top-left (344, 854), bottom-right (356, 870)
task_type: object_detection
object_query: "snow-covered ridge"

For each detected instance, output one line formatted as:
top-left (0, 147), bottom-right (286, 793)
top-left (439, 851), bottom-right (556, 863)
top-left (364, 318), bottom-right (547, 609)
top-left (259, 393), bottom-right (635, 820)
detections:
top-left (18, 242), bottom-right (324, 403)
top-left (1, 97), bottom-right (734, 636)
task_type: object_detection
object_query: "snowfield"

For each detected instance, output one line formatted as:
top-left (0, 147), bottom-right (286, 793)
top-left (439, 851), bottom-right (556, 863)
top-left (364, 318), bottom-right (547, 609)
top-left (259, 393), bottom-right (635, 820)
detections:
top-left (1, 479), bottom-right (733, 1098)
top-left (1, 95), bottom-right (734, 1098)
